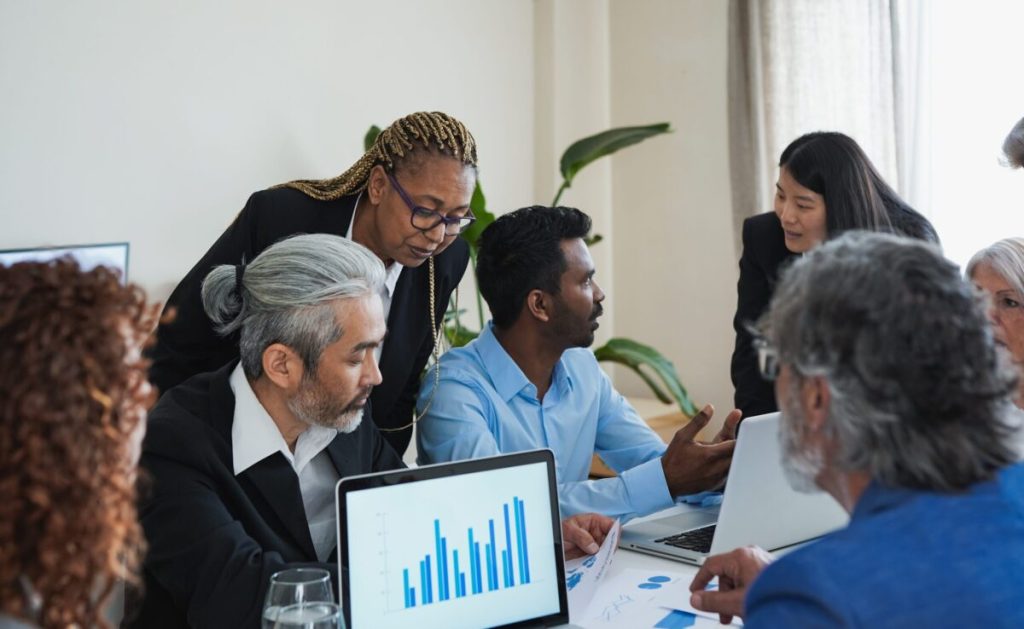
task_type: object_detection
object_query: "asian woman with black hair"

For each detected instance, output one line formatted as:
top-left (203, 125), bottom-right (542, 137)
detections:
top-left (731, 132), bottom-right (939, 417)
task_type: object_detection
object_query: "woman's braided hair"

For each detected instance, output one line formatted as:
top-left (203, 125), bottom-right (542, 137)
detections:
top-left (277, 111), bottom-right (478, 201)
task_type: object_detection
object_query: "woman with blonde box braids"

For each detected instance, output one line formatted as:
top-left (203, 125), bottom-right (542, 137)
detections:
top-left (149, 111), bottom-right (477, 455)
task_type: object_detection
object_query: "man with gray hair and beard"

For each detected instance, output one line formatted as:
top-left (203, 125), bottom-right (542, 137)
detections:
top-left (689, 232), bottom-right (1024, 626)
top-left (129, 233), bottom-right (400, 628)
top-left (128, 233), bottom-right (615, 628)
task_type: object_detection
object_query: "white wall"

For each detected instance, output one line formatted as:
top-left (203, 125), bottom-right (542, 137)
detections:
top-left (534, 0), bottom-right (616, 342)
top-left (1, 0), bottom-right (738, 421)
top-left (608, 0), bottom-right (737, 423)
top-left (0, 1), bottom-right (535, 299)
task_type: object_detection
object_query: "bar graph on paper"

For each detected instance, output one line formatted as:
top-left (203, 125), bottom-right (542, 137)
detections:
top-left (399, 496), bottom-right (532, 608)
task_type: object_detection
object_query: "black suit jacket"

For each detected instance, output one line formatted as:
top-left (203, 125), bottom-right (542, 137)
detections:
top-left (729, 206), bottom-right (938, 417)
top-left (147, 188), bottom-right (470, 455)
top-left (730, 212), bottom-right (797, 417)
top-left (125, 362), bottom-right (404, 629)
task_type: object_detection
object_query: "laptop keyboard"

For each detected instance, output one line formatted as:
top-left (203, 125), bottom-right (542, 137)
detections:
top-left (655, 525), bottom-right (716, 553)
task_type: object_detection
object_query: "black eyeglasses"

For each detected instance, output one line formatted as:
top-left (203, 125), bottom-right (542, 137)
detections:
top-left (386, 172), bottom-right (476, 236)
top-left (754, 338), bottom-right (780, 381)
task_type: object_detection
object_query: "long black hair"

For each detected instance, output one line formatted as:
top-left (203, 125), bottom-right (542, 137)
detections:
top-left (780, 132), bottom-right (938, 244)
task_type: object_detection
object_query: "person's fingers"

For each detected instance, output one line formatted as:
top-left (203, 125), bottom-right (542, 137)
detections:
top-left (704, 438), bottom-right (736, 460)
top-left (586, 514), bottom-right (614, 542)
top-left (689, 553), bottom-right (731, 592)
top-left (673, 406), bottom-right (712, 444)
top-left (690, 588), bottom-right (745, 618)
top-left (715, 408), bottom-right (743, 441)
top-left (564, 521), bottom-right (599, 555)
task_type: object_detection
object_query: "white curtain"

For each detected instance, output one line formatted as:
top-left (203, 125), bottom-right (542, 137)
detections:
top-left (727, 0), bottom-right (929, 245)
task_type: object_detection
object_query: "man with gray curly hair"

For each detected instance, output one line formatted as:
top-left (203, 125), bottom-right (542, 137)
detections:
top-left (689, 231), bottom-right (1024, 626)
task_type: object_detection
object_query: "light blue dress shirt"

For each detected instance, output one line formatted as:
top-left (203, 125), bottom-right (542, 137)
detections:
top-left (417, 322), bottom-right (673, 519)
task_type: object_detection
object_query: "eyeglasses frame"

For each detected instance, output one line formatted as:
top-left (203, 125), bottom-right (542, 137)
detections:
top-left (385, 172), bottom-right (476, 236)
top-left (754, 338), bottom-right (780, 381)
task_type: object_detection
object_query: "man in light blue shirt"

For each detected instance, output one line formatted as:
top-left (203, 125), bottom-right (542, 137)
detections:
top-left (417, 206), bottom-right (739, 519)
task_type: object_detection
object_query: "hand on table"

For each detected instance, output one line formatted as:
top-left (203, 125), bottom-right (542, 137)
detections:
top-left (562, 513), bottom-right (616, 560)
top-left (688, 545), bottom-right (773, 624)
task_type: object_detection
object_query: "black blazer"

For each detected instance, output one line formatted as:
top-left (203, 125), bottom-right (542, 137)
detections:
top-left (125, 362), bottom-right (404, 629)
top-left (730, 208), bottom-right (939, 417)
top-left (147, 188), bottom-right (470, 455)
top-left (730, 212), bottom-right (797, 418)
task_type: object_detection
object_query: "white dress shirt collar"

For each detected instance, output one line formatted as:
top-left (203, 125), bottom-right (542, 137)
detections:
top-left (345, 192), bottom-right (404, 303)
top-left (229, 364), bottom-right (336, 476)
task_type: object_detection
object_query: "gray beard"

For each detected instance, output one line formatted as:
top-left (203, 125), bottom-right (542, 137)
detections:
top-left (287, 391), bottom-right (365, 434)
top-left (778, 394), bottom-right (825, 494)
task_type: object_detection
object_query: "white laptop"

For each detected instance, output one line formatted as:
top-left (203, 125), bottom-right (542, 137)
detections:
top-left (336, 449), bottom-right (580, 629)
top-left (619, 412), bottom-right (848, 564)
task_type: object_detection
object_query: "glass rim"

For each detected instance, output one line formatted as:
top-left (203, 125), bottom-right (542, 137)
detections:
top-left (269, 567), bottom-right (332, 585)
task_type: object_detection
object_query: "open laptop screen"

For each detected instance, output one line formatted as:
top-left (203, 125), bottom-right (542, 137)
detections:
top-left (336, 450), bottom-right (568, 629)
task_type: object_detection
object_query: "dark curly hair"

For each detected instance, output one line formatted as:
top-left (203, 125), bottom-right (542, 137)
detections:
top-left (0, 259), bottom-right (158, 628)
top-left (476, 206), bottom-right (592, 329)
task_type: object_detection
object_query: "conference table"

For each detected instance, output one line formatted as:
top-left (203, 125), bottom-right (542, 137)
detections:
top-left (570, 503), bottom-right (742, 629)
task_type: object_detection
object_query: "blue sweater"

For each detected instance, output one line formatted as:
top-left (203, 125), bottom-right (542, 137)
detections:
top-left (745, 462), bottom-right (1024, 627)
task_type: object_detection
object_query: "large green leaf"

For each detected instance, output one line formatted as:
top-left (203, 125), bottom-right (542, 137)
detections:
top-left (593, 337), bottom-right (697, 417)
top-left (558, 123), bottom-right (672, 189)
top-left (459, 180), bottom-right (495, 252)
top-left (442, 294), bottom-right (481, 348)
top-left (444, 324), bottom-right (479, 348)
top-left (364, 125), bottom-right (382, 151)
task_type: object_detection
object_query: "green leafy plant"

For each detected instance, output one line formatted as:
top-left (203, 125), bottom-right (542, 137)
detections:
top-left (364, 122), bottom-right (696, 417)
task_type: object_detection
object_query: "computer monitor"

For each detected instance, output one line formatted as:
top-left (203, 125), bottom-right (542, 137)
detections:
top-left (0, 242), bottom-right (130, 283)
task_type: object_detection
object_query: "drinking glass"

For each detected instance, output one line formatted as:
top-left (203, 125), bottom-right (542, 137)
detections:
top-left (262, 568), bottom-right (335, 629)
top-left (271, 602), bottom-right (344, 629)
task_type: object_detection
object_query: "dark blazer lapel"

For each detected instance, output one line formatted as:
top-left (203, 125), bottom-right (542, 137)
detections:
top-left (375, 269), bottom-right (427, 416)
top-left (241, 455), bottom-right (318, 560)
top-left (210, 362), bottom-right (318, 560)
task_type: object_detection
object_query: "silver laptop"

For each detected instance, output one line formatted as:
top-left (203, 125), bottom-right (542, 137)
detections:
top-left (336, 449), bottom-right (579, 629)
top-left (620, 412), bottom-right (848, 564)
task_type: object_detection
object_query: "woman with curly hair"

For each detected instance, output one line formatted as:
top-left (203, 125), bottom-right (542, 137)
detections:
top-left (0, 260), bottom-right (158, 629)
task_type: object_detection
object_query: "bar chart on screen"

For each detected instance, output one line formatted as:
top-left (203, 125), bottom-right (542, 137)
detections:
top-left (399, 496), bottom-right (532, 609)
top-left (344, 461), bottom-right (561, 629)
